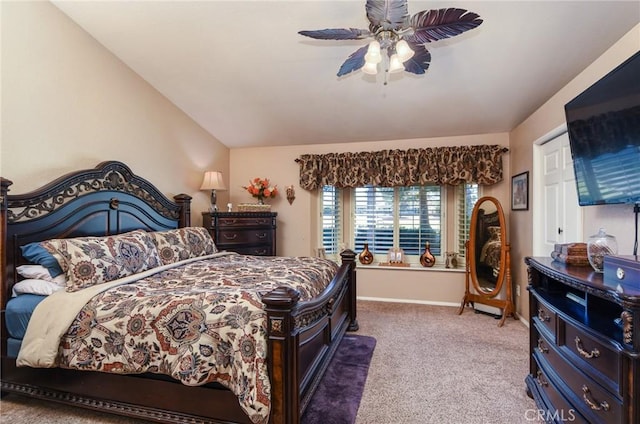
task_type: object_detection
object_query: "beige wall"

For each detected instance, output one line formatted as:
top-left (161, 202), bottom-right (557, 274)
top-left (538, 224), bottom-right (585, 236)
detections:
top-left (0, 1), bottom-right (229, 219)
top-left (509, 24), bottom-right (640, 320)
top-left (230, 133), bottom-right (511, 306)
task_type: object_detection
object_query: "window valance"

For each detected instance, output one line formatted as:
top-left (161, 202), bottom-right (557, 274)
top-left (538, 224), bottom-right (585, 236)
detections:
top-left (296, 145), bottom-right (508, 190)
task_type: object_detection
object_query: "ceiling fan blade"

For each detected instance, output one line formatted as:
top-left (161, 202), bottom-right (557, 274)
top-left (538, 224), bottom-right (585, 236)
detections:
top-left (337, 45), bottom-right (369, 77)
top-left (298, 28), bottom-right (372, 40)
top-left (402, 41), bottom-right (431, 74)
top-left (407, 8), bottom-right (483, 44)
top-left (365, 0), bottom-right (409, 31)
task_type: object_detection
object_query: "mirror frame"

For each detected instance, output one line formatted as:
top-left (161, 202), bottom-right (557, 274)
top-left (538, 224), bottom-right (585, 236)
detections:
top-left (458, 196), bottom-right (515, 327)
top-left (468, 196), bottom-right (507, 298)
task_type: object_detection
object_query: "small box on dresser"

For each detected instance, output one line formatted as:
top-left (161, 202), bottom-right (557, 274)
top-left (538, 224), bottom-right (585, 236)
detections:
top-left (202, 211), bottom-right (277, 256)
top-left (525, 256), bottom-right (639, 424)
top-left (603, 255), bottom-right (640, 289)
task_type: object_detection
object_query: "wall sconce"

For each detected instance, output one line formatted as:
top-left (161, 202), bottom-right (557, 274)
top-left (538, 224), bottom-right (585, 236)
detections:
top-left (200, 171), bottom-right (227, 212)
top-left (286, 185), bottom-right (295, 205)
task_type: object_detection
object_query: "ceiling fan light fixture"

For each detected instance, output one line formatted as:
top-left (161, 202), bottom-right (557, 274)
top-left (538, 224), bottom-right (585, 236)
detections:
top-left (388, 54), bottom-right (404, 73)
top-left (364, 41), bottom-right (382, 64)
top-left (395, 40), bottom-right (414, 62)
top-left (298, 1), bottom-right (483, 81)
top-left (362, 61), bottom-right (378, 75)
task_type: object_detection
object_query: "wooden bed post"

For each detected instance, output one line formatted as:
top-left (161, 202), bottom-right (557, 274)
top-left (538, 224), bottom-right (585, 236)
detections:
top-left (0, 178), bottom-right (12, 312)
top-left (262, 287), bottom-right (301, 424)
top-left (340, 249), bottom-right (359, 331)
top-left (172, 194), bottom-right (192, 227)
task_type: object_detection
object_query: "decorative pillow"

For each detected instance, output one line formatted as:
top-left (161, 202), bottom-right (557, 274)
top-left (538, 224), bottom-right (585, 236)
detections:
top-left (487, 226), bottom-right (501, 241)
top-left (12, 279), bottom-right (64, 297)
top-left (20, 242), bottom-right (65, 277)
top-left (41, 230), bottom-right (162, 292)
top-left (150, 227), bottom-right (217, 265)
top-left (16, 264), bottom-right (67, 287)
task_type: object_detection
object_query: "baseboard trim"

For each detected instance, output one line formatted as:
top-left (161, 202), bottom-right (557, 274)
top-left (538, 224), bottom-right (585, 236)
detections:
top-left (356, 296), bottom-right (459, 308)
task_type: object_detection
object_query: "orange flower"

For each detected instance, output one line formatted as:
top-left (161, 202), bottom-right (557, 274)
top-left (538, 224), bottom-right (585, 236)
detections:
top-left (242, 177), bottom-right (278, 201)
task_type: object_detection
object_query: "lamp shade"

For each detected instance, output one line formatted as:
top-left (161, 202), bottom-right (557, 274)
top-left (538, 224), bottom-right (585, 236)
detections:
top-left (200, 171), bottom-right (227, 191)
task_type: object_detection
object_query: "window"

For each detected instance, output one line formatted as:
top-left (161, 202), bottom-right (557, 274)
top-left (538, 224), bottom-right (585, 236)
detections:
top-left (320, 183), bottom-right (479, 265)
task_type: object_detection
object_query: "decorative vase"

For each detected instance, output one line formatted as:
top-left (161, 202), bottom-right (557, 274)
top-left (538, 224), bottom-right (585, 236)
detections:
top-left (587, 228), bottom-right (618, 273)
top-left (445, 252), bottom-right (458, 269)
top-left (420, 241), bottom-right (436, 267)
top-left (358, 243), bottom-right (374, 265)
top-left (257, 197), bottom-right (264, 205)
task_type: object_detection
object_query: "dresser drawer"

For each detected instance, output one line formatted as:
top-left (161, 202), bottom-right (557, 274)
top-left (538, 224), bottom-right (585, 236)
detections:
top-left (229, 245), bottom-right (272, 256)
top-left (215, 217), bottom-right (273, 228)
top-left (534, 327), bottom-right (622, 423)
top-left (216, 229), bottom-right (271, 246)
top-left (530, 355), bottom-right (588, 424)
top-left (532, 295), bottom-right (557, 340)
top-left (559, 317), bottom-right (621, 395)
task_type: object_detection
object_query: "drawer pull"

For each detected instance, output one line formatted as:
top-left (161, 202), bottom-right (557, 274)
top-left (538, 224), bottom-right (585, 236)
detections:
top-left (535, 370), bottom-right (548, 387)
top-left (221, 219), bottom-right (238, 225)
top-left (254, 249), bottom-right (267, 255)
top-left (537, 308), bottom-right (551, 322)
top-left (223, 234), bottom-right (238, 240)
top-left (255, 232), bottom-right (267, 239)
top-left (582, 385), bottom-right (610, 411)
top-left (575, 337), bottom-right (600, 359)
top-left (537, 338), bottom-right (549, 354)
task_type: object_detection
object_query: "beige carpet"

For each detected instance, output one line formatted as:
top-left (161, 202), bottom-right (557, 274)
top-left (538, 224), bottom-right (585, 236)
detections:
top-left (0, 301), bottom-right (539, 423)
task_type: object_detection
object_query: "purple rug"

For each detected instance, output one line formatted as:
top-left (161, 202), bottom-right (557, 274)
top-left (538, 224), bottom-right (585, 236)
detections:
top-left (302, 334), bottom-right (377, 424)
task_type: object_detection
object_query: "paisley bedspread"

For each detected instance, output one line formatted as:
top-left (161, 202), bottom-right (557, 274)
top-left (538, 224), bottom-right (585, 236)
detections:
top-left (480, 239), bottom-right (501, 270)
top-left (36, 254), bottom-right (338, 424)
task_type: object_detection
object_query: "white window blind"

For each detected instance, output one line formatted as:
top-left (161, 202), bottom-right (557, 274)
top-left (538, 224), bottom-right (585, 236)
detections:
top-left (457, 183), bottom-right (479, 258)
top-left (398, 185), bottom-right (442, 256)
top-left (321, 186), bottom-right (341, 254)
top-left (353, 186), bottom-right (395, 254)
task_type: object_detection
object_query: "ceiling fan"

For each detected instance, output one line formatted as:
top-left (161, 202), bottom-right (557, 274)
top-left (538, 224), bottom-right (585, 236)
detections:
top-left (299, 0), bottom-right (483, 78)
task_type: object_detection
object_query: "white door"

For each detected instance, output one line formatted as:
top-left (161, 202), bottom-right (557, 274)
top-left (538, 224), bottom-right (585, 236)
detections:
top-left (539, 132), bottom-right (582, 255)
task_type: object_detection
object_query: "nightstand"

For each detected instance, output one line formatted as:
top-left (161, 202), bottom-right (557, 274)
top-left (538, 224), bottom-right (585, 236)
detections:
top-left (202, 211), bottom-right (277, 256)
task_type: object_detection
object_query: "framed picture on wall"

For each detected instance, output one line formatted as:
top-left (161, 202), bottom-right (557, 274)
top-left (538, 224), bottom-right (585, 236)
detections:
top-left (511, 171), bottom-right (529, 210)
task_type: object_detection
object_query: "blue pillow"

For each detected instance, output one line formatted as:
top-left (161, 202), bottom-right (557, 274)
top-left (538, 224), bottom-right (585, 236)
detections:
top-left (20, 242), bottom-right (64, 277)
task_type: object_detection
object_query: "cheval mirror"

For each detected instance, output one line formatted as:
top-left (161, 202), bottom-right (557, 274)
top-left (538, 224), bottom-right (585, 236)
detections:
top-left (458, 196), bottom-right (515, 327)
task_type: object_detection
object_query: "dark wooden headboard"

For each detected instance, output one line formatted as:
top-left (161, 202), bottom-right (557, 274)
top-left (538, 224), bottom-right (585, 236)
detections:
top-left (0, 161), bottom-right (192, 312)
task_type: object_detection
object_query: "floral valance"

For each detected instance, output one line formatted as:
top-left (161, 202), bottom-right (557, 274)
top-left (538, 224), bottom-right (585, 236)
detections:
top-left (296, 145), bottom-right (508, 190)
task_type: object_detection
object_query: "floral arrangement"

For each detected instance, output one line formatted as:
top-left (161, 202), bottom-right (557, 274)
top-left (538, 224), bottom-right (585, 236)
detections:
top-left (243, 177), bottom-right (278, 203)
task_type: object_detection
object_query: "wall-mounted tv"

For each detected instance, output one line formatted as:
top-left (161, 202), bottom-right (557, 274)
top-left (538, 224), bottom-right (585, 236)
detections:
top-left (565, 50), bottom-right (640, 206)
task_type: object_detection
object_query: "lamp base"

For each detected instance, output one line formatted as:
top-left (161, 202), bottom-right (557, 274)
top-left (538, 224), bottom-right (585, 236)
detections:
top-left (210, 189), bottom-right (217, 212)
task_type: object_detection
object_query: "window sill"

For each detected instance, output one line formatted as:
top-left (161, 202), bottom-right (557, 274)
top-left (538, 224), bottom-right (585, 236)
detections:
top-left (356, 263), bottom-right (465, 272)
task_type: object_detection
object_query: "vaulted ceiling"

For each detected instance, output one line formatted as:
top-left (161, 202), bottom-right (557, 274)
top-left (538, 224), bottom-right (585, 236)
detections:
top-left (52, 1), bottom-right (640, 148)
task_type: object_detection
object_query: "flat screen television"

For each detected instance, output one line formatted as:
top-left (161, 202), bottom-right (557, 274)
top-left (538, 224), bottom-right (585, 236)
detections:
top-left (565, 50), bottom-right (640, 206)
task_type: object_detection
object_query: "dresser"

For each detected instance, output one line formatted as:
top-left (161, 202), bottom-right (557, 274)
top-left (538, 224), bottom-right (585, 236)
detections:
top-left (202, 211), bottom-right (277, 256)
top-left (525, 256), bottom-right (639, 424)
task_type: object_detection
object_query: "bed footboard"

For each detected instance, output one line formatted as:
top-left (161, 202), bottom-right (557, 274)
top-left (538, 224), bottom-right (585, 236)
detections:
top-left (262, 249), bottom-right (357, 424)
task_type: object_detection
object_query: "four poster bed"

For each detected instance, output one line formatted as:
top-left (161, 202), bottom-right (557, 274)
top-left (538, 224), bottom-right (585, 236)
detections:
top-left (0, 161), bottom-right (358, 424)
